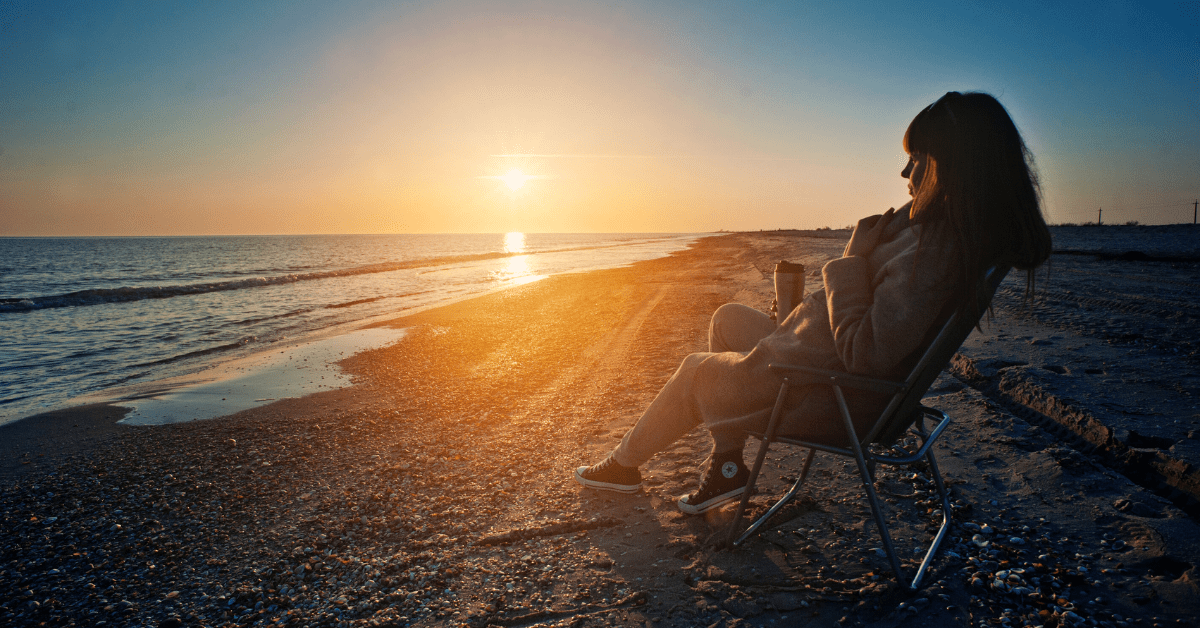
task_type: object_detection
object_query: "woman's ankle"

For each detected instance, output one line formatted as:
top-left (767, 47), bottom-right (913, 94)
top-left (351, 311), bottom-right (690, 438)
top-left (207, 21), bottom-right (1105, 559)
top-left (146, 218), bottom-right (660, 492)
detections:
top-left (610, 449), bottom-right (640, 469)
top-left (710, 447), bottom-right (744, 465)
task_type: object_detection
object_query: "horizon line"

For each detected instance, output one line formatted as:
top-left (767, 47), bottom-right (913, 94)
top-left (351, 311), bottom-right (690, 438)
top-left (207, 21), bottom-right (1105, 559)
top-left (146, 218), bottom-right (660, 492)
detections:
top-left (489, 153), bottom-right (806, 160)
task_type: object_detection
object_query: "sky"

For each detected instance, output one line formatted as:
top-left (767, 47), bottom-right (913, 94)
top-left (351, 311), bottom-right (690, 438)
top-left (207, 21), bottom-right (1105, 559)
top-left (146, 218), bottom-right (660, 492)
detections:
top-left (1, 0), bottom-right (1197, 235)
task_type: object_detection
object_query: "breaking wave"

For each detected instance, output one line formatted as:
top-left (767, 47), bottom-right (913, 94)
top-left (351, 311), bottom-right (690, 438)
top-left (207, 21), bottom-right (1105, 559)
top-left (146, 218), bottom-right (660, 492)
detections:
top-left (0, 248), bottom-right (583, 312)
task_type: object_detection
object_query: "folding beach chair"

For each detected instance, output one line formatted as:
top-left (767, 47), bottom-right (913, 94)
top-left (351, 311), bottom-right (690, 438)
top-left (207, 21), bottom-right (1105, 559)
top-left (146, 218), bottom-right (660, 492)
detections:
top-left (727, 266), bottom-right (1010, 590)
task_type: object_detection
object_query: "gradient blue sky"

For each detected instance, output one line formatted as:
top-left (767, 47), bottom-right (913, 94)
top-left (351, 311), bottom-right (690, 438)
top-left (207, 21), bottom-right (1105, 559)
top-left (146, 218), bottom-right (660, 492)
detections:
top-left (1, 0), bottom-right (1196, 235)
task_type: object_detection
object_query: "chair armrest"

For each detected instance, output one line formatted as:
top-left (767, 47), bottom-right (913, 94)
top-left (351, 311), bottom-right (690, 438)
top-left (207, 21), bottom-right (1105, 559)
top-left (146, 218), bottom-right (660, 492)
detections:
top-left (767, 363), bottom-right (906, 395)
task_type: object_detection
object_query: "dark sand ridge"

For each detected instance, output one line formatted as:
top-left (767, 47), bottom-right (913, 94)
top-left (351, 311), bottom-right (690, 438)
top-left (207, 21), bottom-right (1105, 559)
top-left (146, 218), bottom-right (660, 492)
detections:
top-left (1, 230), bottom-right (1198, 628)
top-left (952, 229), bottom-right (1200, 514)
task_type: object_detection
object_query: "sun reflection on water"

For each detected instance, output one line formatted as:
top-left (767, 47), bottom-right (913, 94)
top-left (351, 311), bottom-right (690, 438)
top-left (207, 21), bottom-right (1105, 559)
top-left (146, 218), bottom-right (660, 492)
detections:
top-left (495, 232), bottom-right (545, 286)
top-left (506, 255), bottom-right (530, 276)
top-left (504, 231), bottom-right (525, 254)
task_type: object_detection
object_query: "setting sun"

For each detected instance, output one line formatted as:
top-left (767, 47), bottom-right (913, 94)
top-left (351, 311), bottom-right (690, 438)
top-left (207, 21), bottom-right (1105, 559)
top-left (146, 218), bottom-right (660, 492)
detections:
top-left (498, 169), bottom-right (534, 191)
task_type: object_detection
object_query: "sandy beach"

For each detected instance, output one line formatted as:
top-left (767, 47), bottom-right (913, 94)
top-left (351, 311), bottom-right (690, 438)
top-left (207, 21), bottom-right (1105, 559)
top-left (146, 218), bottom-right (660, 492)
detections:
top-left (2, 229), bottom-right (1198, 628)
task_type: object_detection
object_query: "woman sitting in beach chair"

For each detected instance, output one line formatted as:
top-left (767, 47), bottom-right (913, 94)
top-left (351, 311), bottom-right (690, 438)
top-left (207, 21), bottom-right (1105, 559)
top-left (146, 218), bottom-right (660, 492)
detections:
top-left (573, 91), bottom-right (1053, 515)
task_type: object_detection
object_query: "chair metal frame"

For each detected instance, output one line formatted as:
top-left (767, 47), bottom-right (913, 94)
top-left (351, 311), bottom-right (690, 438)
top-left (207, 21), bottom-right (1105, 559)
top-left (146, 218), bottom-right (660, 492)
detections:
top-left (727, 266), bottom-right (1010, 590)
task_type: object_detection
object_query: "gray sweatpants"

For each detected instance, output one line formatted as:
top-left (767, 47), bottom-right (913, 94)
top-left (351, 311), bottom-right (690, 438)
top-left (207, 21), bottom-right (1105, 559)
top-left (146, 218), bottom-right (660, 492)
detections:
top-left (611, 304), bottom-right (776, 468)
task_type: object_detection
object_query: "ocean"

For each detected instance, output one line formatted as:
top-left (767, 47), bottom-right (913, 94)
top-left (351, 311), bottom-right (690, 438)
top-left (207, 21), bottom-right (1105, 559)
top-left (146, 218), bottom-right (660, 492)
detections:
top-left (0, 232), bottom-right (703, 425)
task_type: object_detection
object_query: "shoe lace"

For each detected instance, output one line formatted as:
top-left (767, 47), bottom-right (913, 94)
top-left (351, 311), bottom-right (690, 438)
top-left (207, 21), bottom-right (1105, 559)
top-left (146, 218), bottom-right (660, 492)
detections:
top-left (697, 457), bottom-right (726, 492)
top-left (594, 457), bottom-right (617, 473)
top-left (590, 456), bottom-right (628, 478)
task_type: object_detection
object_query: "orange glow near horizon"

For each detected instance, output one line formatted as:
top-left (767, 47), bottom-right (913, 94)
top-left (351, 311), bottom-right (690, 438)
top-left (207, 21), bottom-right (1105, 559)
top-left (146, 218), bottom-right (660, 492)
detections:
top-left (0, 6), bottom-right (918, 236)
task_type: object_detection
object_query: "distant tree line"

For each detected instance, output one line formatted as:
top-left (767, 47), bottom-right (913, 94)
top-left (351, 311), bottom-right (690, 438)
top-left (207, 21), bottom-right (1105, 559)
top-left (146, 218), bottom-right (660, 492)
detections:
top-left (1051, 220), bottom-right (1141, 227)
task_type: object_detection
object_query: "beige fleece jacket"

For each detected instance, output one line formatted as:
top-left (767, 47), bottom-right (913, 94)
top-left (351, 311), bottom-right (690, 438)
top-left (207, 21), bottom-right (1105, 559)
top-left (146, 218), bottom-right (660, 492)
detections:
top-left (694, 221), bottom-right (959, 445)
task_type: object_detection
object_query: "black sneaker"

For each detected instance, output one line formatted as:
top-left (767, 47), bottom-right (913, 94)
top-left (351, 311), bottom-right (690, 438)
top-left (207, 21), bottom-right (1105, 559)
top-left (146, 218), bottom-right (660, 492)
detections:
top-left (677, 453), bottom-right (749, 515)
top-left (575, 456), bottom-right (642, 493)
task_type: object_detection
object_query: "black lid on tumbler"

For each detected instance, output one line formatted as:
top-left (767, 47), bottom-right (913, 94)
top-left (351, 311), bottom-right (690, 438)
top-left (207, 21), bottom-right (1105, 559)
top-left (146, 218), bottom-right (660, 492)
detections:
top-left (775, 260), bottom-right (805, 273)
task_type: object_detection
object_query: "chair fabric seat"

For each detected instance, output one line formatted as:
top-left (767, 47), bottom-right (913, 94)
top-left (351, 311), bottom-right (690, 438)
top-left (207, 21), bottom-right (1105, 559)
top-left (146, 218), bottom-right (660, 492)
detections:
top-left (762, 384), bottom-right (895, 448)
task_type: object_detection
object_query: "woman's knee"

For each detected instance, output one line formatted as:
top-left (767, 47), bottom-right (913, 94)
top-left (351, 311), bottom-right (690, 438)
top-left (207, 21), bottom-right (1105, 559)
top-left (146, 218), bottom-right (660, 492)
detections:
top-left (709, 303), bottom-right (774, 353)
top-left (679, 352), bottom-right (709, 372)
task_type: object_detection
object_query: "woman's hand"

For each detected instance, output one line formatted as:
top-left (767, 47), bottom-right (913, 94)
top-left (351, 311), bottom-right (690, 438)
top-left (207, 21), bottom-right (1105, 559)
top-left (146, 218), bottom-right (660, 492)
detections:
top-left (844, 207), bottom-right (897, 258)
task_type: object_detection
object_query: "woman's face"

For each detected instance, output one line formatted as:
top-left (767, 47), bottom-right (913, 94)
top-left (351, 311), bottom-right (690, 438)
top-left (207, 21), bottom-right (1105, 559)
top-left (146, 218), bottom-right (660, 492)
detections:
top-left (901, 153), bottom-right (928, 197)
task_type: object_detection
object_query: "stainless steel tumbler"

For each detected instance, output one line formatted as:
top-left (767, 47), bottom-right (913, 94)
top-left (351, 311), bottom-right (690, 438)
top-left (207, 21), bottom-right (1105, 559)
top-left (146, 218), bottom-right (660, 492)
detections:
top-left (774, 260), bottom-right (805, 326)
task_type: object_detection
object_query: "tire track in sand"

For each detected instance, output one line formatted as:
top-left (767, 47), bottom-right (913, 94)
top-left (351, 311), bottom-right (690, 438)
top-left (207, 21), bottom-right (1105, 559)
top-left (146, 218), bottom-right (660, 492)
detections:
top-left (506, 283), bottom-right (669, 434)
top-left (472, 284), bottom-right (672, 532)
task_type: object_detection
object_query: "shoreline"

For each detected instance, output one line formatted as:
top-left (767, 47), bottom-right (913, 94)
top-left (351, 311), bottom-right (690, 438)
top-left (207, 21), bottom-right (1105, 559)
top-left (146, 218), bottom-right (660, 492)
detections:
top-left (0, 232), bottom-right (708, 428)
top-left (2, 231), bottom-right (1198, 627)
top-left (0, 235), bottom-right (707, 473)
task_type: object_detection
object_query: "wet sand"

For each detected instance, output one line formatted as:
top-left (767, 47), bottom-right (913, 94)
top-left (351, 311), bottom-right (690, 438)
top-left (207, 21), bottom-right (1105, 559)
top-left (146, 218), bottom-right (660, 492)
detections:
top-left (0, 403), bottom-right (132, 480)
top-left (1, 229), bottom-right (1198, 627)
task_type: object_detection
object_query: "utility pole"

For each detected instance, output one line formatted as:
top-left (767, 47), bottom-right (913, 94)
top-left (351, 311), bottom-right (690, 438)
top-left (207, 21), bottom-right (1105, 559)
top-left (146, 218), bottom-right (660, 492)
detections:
top-left (1194, 199), bottom-right (1197, 225)
top-left (1098, 207), bottom-right (1102, 226)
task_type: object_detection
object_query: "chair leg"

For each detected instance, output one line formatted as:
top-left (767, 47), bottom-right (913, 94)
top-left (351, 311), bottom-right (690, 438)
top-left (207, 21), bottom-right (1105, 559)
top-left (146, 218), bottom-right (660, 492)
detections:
top-left (733, 449), bottom-right (814, 546)
top-left (832, 386), bottom-right (906, 585)
top-left (728, 379), bottom-right (790, 544)
top-left (909, 448), bottom-right (953, 590)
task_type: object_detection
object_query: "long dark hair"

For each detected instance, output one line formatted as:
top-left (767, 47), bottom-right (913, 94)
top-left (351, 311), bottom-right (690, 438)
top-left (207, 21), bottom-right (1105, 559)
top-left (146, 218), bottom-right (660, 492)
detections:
top-left (904, 91), bottom-right (1052, 321)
